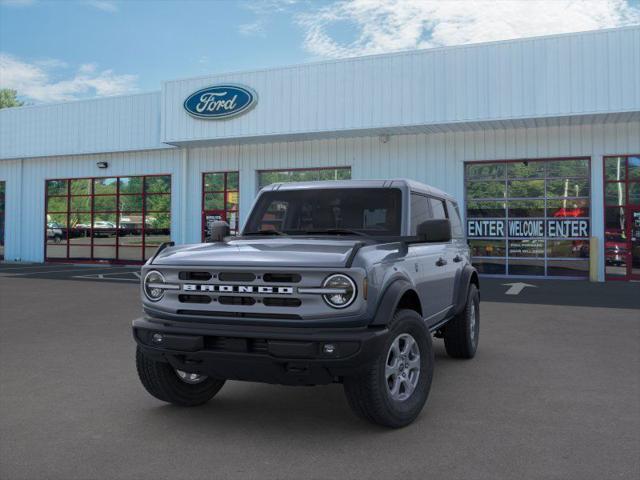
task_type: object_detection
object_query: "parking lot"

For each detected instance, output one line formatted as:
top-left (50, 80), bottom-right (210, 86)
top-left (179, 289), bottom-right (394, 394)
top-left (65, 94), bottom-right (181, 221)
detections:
top-left (0, 264), bottom-right (639, 480)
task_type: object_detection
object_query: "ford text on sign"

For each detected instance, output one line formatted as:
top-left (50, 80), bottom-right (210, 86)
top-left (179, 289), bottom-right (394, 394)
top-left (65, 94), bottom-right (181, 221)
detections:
top-left (184, 84), bottom-right (257, 119)
top-left (467, 219), bottom-right (589, 238)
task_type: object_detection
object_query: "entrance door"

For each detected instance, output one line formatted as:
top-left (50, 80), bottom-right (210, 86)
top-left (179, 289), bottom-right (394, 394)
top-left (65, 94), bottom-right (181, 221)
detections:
top-left (202, 171), bottom-right (239, 241)
top-left (630, 208), bottom-right (640, 280)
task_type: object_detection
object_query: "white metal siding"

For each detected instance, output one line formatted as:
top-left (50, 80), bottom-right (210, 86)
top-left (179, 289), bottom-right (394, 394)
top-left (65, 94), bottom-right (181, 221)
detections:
top-left (163, 27), bottom-right (640, 144)
top-left (0, 92), bottom-right (168, 160)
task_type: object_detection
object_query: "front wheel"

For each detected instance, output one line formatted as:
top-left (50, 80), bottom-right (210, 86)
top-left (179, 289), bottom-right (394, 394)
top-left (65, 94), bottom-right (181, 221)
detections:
top-left (343, 309), bottom-right (434, 428)
top-left (443, 284), bottom-right (480, 359)
top-left (136, 347), bottom-right (225, 406)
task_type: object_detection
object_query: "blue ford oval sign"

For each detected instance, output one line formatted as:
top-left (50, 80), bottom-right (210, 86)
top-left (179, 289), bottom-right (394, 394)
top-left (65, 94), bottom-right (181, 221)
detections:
top-left (183, 84), bottom-right (257, 119)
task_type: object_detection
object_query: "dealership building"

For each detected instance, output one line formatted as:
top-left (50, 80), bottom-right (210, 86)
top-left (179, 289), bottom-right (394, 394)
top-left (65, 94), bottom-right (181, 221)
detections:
top-left (0, 26), bottom-right (639, 281)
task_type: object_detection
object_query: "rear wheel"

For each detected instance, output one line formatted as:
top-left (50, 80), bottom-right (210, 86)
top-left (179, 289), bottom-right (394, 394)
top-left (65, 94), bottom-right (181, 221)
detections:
top-left (343, 309), bottom-right (434, 428)
top-left (443, 284), bottom-right (479, 359)
top-left (136, 347), bottom-right (225, 406)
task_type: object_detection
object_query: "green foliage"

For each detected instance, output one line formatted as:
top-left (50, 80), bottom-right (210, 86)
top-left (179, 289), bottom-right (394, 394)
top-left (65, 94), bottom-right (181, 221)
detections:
top-left (0, 89), bottom-right (24, 109)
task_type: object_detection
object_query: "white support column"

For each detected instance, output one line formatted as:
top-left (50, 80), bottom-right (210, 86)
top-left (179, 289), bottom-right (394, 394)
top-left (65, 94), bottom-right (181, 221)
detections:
top-left (180, 148), bottom-right (189, 245)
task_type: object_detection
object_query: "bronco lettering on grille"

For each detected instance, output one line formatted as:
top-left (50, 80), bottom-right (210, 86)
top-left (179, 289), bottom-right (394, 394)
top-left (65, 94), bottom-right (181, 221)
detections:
top-left (182, 284), bottom-right (293, 294)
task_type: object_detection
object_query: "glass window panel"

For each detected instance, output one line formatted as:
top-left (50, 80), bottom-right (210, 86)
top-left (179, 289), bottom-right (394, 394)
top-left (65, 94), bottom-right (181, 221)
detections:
top-left (46, 243), bottom-right (68, 258)
top-left (92, 229), bottom-right (116, 244)
top-left (430, 198), bottom-right (447, 220)
top-left (547, 260), bottom-right (589, 277)
top-left (145, 194), bottom-right (171, 212)
top-left (68, 245), bottom-right (92, 259)
top-left (336, 168), bottom-right (351, 180)
top-left (604, 157), bottom-right (626, 181)
top-left (604, 207), bottom-right (626, 235)
top-left (465, 163), bottom-right (505, 180)
top-left (547, 159), bottom-right (589, 178)
top-left (547, 199), bottom-right (589, 218)
top-left (629, 156), bottom-right (640, 180)
top-left (70, 196), bottom-right (91, 212)
top-left (69, 213), bottom-right (91, 229)
top-left (118, 247), bottom-right (143, 261)
top-left (94, 195), bottom-right (117, 212)
top-left (226, 191), bottom-right (239, 210)
top-left (93, 213), bottom-right (117, 227)
top-left (546, 179), bottom-right (590, 198)
top-left (508, 259), bottom-right (545, 276)
top-left (47, 180), bottom-right (67, 196)
top-left (119, 213), bottom-right (144, 231)
top-left (469, 240), bottom-right (506, 257)
top-left (145, 176), bottom-right (171, 194)
top-left (46, 196), bottom-right (68, 212)
top-left (447, 201), bottom-right (464, 238)
top-left (258, 168), bottom-right (350, 188)
top-left (145, 229), bottom-right (171, 246)
top-left (119, 177), bottom-right (143, 194)
top-left (46, 225), bottom-right (66, 244)
top-left (547, 240), bottom-right (590, 258)
top-left (605, 183), bottom-right (625, 205)
top-left (145, 213), bottom-right (171, 230)
top-left (466, 201), bottom-right (505, 218)
top-left (94, 178), bottom-right (117, 194)
top-left (507, 180), bottom-right (544, 197)
top-left (225, 211), bottom-right (238, 233)
top-left (70, 179), bottom-right (91, 195)
top-left (507, 161), bottom-right (545, 179)
top-left (119, 195), bottom-right (143, 212)
top-left (46, 214), bottom-right (67, 228)
top-left (466, 181), bottom-right (506, 199)
top-left (629, 183), bottom-right (640, 205)
top-left (508, 200), bottom-right (545, 218)
top-left (508, 240), bottom-right (545, 257)
top-left (410, 194), bottom-right (430, 234)
top-left (92, 245), bottom-right (117, 260)
top-left (204, 173), bottom-right (225, 191)
top-left (118, 228), bottom-right (143, 247)
top-left (227, 172), bottom-right (239, 190)
top-left (471, 258), bottom-right (506, 274)
top-left (204, 193), bottom-right (225, 210)
top-left (144, 246), bottom-right (161, 261)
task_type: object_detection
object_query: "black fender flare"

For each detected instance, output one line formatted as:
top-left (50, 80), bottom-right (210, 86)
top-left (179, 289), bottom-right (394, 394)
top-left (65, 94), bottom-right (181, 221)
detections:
top-left (453, 264), bottom-right (480, 315)
top-left (370, 278), bottom-right (420, 326)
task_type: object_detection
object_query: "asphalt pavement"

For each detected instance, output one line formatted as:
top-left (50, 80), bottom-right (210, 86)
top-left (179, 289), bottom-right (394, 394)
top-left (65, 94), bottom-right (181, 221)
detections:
top-left (0, 267), bottom-right (638, 480)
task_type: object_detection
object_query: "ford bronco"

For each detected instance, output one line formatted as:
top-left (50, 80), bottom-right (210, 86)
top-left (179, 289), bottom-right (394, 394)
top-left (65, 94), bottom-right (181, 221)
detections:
top-left (133, 180), bottom-right (480, 428)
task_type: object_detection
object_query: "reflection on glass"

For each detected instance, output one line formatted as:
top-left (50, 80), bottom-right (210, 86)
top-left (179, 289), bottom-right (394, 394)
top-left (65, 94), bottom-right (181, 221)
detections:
top-left (629, 156), bottom-right (640, 180)
top-left (204, 193), bottom-right (224, 210)
top-left (546, 179), bottom-right (589, 198)
top-left (604, 157), bottom-right (625, 181)
top-left (547, 260), bottom-right (589, 277)
top-left (93, 245), bottom-right (117, 259)
top-left (70, 196), bottom-right (91, 212)
top-left (227, 172), bottom-right (239, 190)
top-left (94, 178), bottom-right (117, 194)
top-left (605, 183), bottom-right (625, 205)
top-left (507, 180), bottom-right (544, 198)
top-left (508, 259), bottom-right (544, 276)
top-left (46, 244), bottom-right (67, 258)
top-left (465, 163), bottom-right (505, 180)
top-left (629, 183), bottom-right (640, 205)
top-left (47, 180), bottom-right (68, 196)
top-left (508, 200), bottom-right (545, 218)
top-left (119, 195), bottom-right (143, 212)
top-left (507, 161), bottom-right (545, 179)
top-left (92, 230), bottom-right (116, 244)
top-left (118, 228), bottom-right (143, 247)
top-left (119, 177), bottom-right (143, 194)
top-left (508, 240), bottom-right (545, 257)
top-left (94, 195), bottom-right (117, 212)
top-left (145, 194), bottom-right (171, 212)
top-left (204, 173), bottom-right (225, 191)
top-left (547, 199), bottom-right (589, 218)
top-left (466, 181), bottom-right (505, 199)
top-left (46, 224), bottom-right (66, 244)
top-left (70, 179), bottom-right (91, 195)
top-left (68, 245), bottom-right (91, 259)
top-left (547, 159), bottom-right (589, 178)
top-left (46, 213), bottom-right (67, 228)
top-left (145, 214), bottom-right (170, 229)
top-left (605, 207), bottom-right (626, 234)
top-left (258, 168), bottom-right (351, 189)
top-left (119, 247), bottom-right (142, 261)
top-left (46, 196), bottom-right (68, 212)
top-left (145, 229), bottom-right (171, 246)
top-left (145, 176), bottom-right (171, 193)
top-left (471, 258), bottom-right (506, 274)
top-left (469, 240), bottom-right (506, 257)
top-left (547, 240), bottom-right (589, 258)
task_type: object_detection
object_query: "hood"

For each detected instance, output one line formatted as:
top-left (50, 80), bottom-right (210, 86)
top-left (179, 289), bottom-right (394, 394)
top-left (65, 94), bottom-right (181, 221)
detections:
top-left (152, 238), bottom-right (363, 268)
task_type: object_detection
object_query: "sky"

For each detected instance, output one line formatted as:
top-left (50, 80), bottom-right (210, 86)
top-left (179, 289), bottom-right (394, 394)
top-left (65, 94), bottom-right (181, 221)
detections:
top-left (1, 0), bottom-right (639, 104)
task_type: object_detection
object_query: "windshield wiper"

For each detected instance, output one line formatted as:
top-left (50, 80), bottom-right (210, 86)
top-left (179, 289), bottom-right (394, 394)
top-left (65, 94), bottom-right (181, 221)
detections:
top-left (301, 228), bottom-right (369, 237)
top-left (243, 229), bottom-right (288, 236)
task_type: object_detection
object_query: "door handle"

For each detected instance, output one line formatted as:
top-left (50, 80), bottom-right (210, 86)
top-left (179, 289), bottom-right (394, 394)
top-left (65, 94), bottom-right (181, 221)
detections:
top-left (453, 255), bottom-right (463, 263)
top-left (436, 257), bottom-right (447, 267)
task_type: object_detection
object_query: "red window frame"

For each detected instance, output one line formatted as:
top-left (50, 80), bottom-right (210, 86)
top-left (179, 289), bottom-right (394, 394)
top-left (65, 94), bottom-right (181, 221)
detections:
top-left (0, 180), bottom-right (5, 260)
top-left (201, 171), bottom-right (239, 240)
top-left (603, 154), bottom-right (640, 281)
top-left (44, 174), bottom-right (171, 264)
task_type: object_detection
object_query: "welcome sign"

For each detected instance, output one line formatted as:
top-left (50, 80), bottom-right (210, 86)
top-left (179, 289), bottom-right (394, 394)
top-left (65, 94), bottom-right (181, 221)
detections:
top-left (184, 84), bottom-right (257, 119)
top-left (467, 219), bottom-right (589, 238)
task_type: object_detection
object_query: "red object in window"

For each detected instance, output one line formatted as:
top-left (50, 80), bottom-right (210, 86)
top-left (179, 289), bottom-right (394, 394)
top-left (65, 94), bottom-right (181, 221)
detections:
top-left (553, 207), bottom-right (585, 217)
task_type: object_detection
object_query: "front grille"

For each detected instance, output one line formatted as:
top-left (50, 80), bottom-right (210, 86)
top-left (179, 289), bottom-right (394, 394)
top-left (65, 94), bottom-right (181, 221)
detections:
top-left (176, 309), bottom-right (302, 320)
top-left (263, 297), bottom-right (302, 307)
top-left (179, 271), bottom-right (212, 281)
top-left (219, 296), bottom-right (256, 306)
top-left (179, 294), bottom-right (211, 304)
top-left (219, 272), bottom-right (256, 282)
top-left (263, 273), bottom-right (301, 283)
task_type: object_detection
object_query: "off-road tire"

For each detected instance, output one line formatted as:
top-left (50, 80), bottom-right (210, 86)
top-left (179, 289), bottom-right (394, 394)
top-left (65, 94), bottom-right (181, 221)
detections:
top-left (136, 347), bottom-right (225, 406)
top-left (443, 284), bottom-right (479, 359)
top-left (343, 309), bottom-right (434, 428)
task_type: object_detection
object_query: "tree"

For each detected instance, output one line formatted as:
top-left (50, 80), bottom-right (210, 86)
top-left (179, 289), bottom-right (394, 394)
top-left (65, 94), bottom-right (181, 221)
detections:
top-left (0, 89), bottom-right (24, 109)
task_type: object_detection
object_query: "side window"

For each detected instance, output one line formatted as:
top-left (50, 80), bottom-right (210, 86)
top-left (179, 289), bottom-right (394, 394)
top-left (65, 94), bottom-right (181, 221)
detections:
top-left (410, 193), bottom-right (431, 234)
top-left (446, 200), bottom-right (464, 238)
top-left (429, 198), bottom-right (447, 220)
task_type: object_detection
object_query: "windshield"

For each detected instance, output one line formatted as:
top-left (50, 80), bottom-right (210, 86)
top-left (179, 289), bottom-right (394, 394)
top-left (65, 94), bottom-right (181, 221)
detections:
top-left (244, 188), bottom-right (402, 236)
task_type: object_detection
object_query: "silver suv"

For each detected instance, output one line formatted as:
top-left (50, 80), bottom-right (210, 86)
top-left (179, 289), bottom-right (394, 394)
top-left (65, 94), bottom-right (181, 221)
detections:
top-left (133, 180), bottom-right (479, 428)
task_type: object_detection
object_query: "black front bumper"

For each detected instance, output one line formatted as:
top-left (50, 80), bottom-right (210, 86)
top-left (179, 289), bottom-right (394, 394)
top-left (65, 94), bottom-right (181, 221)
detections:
top-left (133, 316), bottom-right (389, 385)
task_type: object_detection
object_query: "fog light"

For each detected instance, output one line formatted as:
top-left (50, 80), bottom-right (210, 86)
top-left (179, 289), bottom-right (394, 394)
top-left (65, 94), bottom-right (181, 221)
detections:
top-left (323, 343), bottom-right (336, 354)
top-left (152, 333), bottom-right (164, 344)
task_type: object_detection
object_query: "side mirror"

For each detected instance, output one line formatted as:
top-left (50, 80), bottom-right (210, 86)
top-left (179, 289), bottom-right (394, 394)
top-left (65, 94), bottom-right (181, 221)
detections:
top-left (416, 219), bottom-right (451, 243)
top-left (207, 221), bottom-right (230, 242)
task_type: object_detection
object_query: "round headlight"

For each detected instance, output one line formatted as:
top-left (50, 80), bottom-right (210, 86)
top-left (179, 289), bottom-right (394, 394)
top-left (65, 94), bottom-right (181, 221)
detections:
top-left (143, 270), bottom-right (166, 302)
top-left (322, 274), bottom-right (356, 309)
